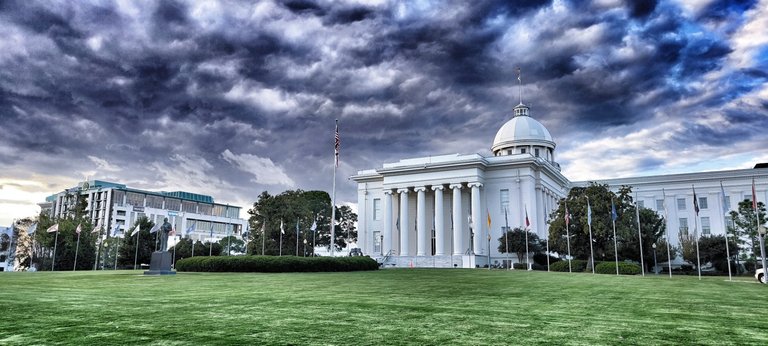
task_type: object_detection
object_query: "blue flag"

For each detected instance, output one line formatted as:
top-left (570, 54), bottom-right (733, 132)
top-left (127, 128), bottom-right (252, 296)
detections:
top-left (209, 223), bottom-right (214, 238)
top-left (185, 221), bottom-right (196, 236)
top-left (720, 181), bottom-right (729, 215)
top-left (611, 199), bottom-right (617, 222)
top-left (112, 224), bottom-right (121, 237)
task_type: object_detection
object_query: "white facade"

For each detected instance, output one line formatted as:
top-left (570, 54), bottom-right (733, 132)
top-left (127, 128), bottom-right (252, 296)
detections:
top-left (41, 180), bottom-right (247, 248)
top-left (352, 102), bottom-right (768, 268)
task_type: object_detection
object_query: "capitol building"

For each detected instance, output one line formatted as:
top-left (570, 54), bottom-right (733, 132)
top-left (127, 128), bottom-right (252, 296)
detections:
top-left (352, 100), bottom-right (768, 268)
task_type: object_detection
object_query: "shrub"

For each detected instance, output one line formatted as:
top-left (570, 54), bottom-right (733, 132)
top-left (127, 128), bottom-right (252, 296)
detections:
top-left (175, 255), bottom-right (379, 273)
top-left (549, 259), bottom-right (587, 272)
top-left (533, 253), bottom-right (560, 266)
top-left (594, 262), bottom-right (641, 275)
top-left (513, 262), bottom-right (529, 270)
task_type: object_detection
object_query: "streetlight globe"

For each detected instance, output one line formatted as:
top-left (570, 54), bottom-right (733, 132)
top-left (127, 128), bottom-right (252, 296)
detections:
top-left (652, 243), bottom-right (656, 249)
top-left (759, 225), bottom-right (766, 236)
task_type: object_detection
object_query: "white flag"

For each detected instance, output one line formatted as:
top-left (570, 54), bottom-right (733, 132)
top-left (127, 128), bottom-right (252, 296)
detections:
top-left (27, 223), bottom-right (38, 235)
top-left (47, 223), bottom-right (59, 233)
top-left (131, 224), bottom-right (141, 236)
top-left (149, 223), bottom-right (161, 234)
top-left (76, 223), bottom-right (82, 234)
top-left (310, 220), bottom-right (317, 231)
top-left (92, 222), bottom-right (102, 234)
top-left (280, 219), bottom-right (285, 234)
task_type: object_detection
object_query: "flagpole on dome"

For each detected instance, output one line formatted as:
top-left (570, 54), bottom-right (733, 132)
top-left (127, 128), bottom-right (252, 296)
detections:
top-left (517, 66), bottom-right (523, 105)
top-left (330, 119), bottom-right (340, 257)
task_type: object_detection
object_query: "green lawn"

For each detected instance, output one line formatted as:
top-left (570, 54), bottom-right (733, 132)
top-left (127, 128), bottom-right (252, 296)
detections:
top-left (0, 269), bottom-right (765, 345)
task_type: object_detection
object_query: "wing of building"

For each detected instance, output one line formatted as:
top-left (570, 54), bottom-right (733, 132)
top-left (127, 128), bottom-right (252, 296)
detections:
top-left (39, 180), bottom-right (247, 249)
top-left (352, 102), bottom-right (768, 268)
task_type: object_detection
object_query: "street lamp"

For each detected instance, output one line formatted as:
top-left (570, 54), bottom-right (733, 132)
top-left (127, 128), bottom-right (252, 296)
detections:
top-left (758, 225), bottom-right (767, 284)
top-left (652, 243), bottom-right (658, 275)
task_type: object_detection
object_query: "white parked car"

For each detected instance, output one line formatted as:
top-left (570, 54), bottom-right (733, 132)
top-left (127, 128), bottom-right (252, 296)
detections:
top-left (757, 268), bottom-right (766, 283)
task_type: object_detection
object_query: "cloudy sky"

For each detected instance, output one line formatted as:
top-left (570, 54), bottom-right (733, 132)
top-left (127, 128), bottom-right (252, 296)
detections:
top-left (1, 0), bottom-right (767, 225)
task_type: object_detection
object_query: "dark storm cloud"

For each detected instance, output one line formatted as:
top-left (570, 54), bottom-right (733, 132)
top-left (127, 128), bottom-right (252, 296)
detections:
top-left (0, 0), bottom-right (766, 213)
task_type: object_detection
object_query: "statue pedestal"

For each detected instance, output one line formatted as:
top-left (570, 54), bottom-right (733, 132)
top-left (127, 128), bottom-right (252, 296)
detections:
top-left (143, 251), bottom-right (176, 275)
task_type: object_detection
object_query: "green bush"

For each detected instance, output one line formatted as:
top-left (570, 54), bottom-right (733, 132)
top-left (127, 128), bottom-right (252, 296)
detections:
top-left (513, 263), bottom-right (529, 270)
top-left (549, 259), bottom-right (587, 272)
top-left (594, 262), bottom-right (641, 275)
top-left (175, 255), bottom-right (379, 273)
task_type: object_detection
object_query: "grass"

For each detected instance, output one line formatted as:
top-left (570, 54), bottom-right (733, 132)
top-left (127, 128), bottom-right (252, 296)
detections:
top-left (0, 269), bottom-right (766, 345)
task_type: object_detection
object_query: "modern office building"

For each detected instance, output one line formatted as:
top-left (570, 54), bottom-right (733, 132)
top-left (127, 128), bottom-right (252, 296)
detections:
top-left (39, 180), bottom-right (247, 248)
top-left (352, 101), bottom-right (767, 268)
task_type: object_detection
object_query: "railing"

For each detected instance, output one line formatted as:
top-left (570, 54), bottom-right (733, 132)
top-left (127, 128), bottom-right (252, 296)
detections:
top-left (379, 250), bottom-right (394, 267)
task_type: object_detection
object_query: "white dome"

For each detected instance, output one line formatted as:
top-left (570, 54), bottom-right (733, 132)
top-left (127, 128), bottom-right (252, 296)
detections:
top-left (491, 116), bottom-right (554, 153)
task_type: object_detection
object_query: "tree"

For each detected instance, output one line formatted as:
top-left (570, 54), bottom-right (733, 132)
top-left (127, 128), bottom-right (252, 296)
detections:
top-left (678, 232), bottom-right (698, 267)
top-left (218, 235), bottom-right (245, 255)
top-left (728, 200), bottom-right (766, 261)
top-left (619, 207), bottom-right (668, 272)
top-left (497, 227), bottom-right (540, 263)
top-left (32, 214), bottom-right (97, 271)
top-left (548, 183), bottom-right (665, 263)
top-left (698, 235), bottom-right (739, 271)
top-left (247, 190), bottom-right (358, 256)
top-left (117, 217), bottom-right (156, 269)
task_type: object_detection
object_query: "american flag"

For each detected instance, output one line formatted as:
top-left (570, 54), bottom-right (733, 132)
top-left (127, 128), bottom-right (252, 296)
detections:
top-left (564, 203), bottom-right (570, 228)
top-left (334, 120), bottom-right (340, 167)
top-left (752, 178), bottom-right (758, 211)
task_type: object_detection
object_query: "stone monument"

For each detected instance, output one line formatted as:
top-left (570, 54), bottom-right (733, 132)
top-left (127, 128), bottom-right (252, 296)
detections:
top-left (144, 217), bottom-right (176, 275)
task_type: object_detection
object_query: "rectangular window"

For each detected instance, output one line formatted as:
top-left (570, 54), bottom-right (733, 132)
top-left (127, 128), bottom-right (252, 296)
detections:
top-left (146, 195), bottom-right (163, 209)
top-left (698, 197), bottom-right (708, 209)
top-left (520, 148), bottom-right (526, 154)
top-left (126, 192), bottom-right (144, 207)
top-left (677, 198), bottom-right (686, 210)
top-left (213, 205), bottom-right (227, 217)
top-left (534, 148), bottom-right (540, 157)
top-left (117, 210), bottom-right (126, 216)
top-left (656, 199), bottom-right (664, 211)
top-left (198, 204), bottom-right (212, 216)
top-left (373, 198), bottom-right (381, 221)
top-left (500, 189), bottom-right (510, 213)
top-left (679, 218), bottom-right (688, 235)
top-left (701, 217), bottom-right (710, 235)
top-left (373, 231), bottom-right (381, 254)
top-left (165, 199), bottom-right (181, 212)
top-left (637, 200), bottom-right (645, 209)
top-left (112, 190), bottom-right (125, 207)
top-left (182, 201), bottom-right (197, 213)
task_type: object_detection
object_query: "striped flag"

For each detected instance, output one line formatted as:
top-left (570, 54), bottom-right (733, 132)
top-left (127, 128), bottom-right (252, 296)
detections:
top-left (524, 206), bottom-right (530, 229)
top-left (564, 203), bottom-right (571, 228)
top-left (334, 120), bottom-right (340, 167)
top-left (47, 223), bottom-right (59, 233)
top-left (693, 185), bottom-right (700, 216)
top-left (752, 178), bottom-right (758, 211)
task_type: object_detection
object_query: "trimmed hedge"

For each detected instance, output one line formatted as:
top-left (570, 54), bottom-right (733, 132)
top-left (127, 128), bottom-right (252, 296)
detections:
top-left (594, 262), bottom-right (641, 275)
top-left (549, 259), bottom-right (587, 272)
top-left (175, 255), bottom-right (379, 273)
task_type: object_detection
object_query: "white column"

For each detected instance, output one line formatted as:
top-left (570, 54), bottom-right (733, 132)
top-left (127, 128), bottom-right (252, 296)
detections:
top-left (432, 185), bottom-right (445, 256)
top-left (450, 184), bottom-right (463, 255)
top-left (416, 187), bottom-right (427, 256)
top-left (383, 190), bottom-right (393, 255)
top-left (398, 188), bottom-right (410, 256)
top-left (470, 183), bottom-right (483, 255)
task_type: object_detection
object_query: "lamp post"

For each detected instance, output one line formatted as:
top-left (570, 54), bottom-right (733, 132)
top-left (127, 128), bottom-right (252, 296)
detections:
top-left (758, 225), bottom-right (767, 284)
top-left (652, 242), bottom-right (658, 275)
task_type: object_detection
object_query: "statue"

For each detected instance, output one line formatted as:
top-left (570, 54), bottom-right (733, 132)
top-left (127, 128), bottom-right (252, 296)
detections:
top-left (159, 218), bottom-right (172, 251)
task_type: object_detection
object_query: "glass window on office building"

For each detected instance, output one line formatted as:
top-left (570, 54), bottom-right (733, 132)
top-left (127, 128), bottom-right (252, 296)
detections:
top-left (213, 205), bottom-right (226, 217)
top-left (165, 199), bottom-right (181, 212)
top-left (112, 190), bottom-right (126, 206)
top-left (226, 207), bottom-right (239, 218)
top-left (656, 199), bottom-right (664, 211)
top-left (373, 198), bottom-right (381, 221)
top-left (679, 218), bottom-right (688, 235)
top-left (198, 204), bottom-right (212, 215)
top-left (698, 197), bottom-right (708, 209)
top-left (500, 189), bottom-right (509, 213)
top-left (146, 195), bottom-right (163, 209)
top-left (701, 217), bottom-right (710, 235)
top-left (182, 201), bottom-right (197, 213)
top-left (126, 192), bottom-right (144, 207)
top-left (677, 198), bottom-right (686, 210)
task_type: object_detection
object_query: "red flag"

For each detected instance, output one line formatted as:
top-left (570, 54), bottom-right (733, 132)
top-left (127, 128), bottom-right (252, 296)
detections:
top-left (334, 120), bottom-right (340, 167)
top-left (753, 178), bottom-right (758, 211)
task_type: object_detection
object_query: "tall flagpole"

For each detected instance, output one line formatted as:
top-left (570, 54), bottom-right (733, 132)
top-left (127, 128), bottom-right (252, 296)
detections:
top-left (635, 191), bottom-right (645, 276)
top-left (51, 228), bottom-right (59, 271)
top-left (524, 205), bottom-right (530, 270)
top-left (663, 189), bottom-right (672, 278)
top-left (545, 205), bottom-right (550, 272)
top-left (73, 227), bottom-right (81, 271)
top-left (504, 208), bottom-right (510, 269)
top-left (692, 185), bottom-right (702, 280)
top-left (134, 229), bottom-right (140, 270)
top-left (565, 201), bottom-right (572, 273)
top-left (753, 177), bottom-right (766, 284)
top-left (330, 119), bottom-right (339, 257)
top-left (587, 197), bottom-right (595, 274)
top-left (720, 181), bottom-right (732, 281)
top-left (262, 218), bottom-right (266, 256)
top-left (611, 198), bottom-right (619, 276)
top-left (296, 219), bottom-right (300, 256)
